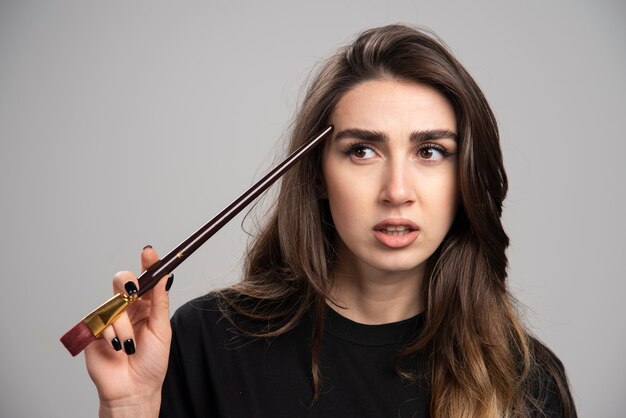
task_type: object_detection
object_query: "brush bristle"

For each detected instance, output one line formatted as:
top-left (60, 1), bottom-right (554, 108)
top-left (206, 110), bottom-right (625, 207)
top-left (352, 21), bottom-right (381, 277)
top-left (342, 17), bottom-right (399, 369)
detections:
top-left (60, 321), bottom-right (96, 356)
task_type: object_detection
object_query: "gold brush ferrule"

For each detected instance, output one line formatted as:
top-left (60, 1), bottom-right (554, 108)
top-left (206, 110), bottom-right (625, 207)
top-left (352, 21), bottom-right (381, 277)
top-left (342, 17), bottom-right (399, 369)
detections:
top-left (82, 293), bottom-right (138, 337)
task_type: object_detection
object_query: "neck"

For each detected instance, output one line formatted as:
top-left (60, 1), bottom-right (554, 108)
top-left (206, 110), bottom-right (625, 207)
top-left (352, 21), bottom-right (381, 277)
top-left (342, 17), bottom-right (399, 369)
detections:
top-left (328, 261), bottom-right (424, 325)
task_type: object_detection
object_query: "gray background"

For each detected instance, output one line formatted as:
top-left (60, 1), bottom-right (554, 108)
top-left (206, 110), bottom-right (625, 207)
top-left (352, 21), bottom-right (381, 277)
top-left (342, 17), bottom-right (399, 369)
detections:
top-left (1, 1), bottom-right (624, 416)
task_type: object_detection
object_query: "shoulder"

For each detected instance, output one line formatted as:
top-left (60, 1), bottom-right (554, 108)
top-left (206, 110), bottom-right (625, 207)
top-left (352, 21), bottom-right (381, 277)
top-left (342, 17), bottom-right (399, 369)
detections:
top-left (169, 292), bottom-right (236, 341)
top-left (525, 337), bottom-right (577, 418)
top-left (171, 293), bottom-right (222, 325)
top-left (170, 291), bottom-right (284, 344)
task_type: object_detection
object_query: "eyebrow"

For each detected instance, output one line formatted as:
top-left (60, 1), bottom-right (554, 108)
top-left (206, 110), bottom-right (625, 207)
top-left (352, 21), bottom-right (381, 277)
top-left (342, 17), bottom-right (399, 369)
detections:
top-left (333, 128), bottom-right (457, 143)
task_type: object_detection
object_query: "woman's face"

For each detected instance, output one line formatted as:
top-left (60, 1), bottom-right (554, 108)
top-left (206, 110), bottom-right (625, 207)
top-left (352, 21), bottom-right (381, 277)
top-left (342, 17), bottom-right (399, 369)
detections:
top-left (322, 78), bottom-right (458, 278)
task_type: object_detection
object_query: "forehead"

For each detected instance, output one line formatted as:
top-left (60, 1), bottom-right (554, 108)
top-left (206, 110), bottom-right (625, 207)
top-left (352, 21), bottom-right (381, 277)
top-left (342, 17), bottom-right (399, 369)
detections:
top-left (329, 78), bottom-right (457, 133)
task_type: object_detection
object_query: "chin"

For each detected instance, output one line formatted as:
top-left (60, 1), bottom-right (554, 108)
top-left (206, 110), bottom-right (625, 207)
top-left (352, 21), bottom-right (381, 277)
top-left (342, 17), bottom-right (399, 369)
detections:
top-left (378, 264), bottom-right (424, 275)
top-left (363, 254), bottom-right (427, 276)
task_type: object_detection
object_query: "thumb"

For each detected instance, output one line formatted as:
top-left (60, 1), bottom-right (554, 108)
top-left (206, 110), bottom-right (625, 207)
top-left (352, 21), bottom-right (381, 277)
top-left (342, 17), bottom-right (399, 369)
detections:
top-left (139, 245), bottom-right (161, 303)
top-left (139, 246), bottom-right (171, 331)
top-left (149, 273), bottom-right (172, 335)
top-left (141, 245), bottom-right (160, 272)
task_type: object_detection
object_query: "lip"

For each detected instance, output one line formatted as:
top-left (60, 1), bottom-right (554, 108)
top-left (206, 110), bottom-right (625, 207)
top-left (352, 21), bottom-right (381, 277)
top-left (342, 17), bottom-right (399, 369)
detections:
top-left (373, 218), bottom-right (419, 248)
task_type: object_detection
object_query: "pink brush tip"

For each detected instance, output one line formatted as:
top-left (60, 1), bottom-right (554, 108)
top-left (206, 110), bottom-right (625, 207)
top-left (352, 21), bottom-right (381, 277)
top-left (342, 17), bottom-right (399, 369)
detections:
top-left (60, 322), bottom-right (96, 356)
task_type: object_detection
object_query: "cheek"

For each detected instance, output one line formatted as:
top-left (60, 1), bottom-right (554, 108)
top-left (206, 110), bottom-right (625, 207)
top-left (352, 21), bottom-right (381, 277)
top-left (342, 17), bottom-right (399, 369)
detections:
top-left (322, 164), bottom-right (368, 233)
top-left (325, 180), bottom-right (366, 224)
top-left (419, 172), bottom-right (458, 227)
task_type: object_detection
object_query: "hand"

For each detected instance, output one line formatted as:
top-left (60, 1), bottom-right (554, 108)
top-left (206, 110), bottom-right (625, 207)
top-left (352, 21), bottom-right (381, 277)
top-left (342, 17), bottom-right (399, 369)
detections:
top-left (84, 246), bottom-right (173, 417)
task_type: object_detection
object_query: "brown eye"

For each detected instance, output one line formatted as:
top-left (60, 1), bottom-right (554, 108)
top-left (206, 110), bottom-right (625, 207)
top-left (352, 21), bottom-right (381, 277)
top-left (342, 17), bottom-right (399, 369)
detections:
top-left (419, 148), bottom-right (434, 159)
top-left (347, 144), bottom-right (376, 160)
top-left (417, 145), bottom-right (447, 162)
top-left (354, 147), bottom-right (367, 158)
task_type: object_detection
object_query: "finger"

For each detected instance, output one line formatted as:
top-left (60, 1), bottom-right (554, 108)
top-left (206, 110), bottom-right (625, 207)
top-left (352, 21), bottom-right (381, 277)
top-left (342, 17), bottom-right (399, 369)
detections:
top-left (141, 245), bottom-right (160, 273)
top-left (139, 247), bottom-right (160, 302)
top-left (111, 310), bottom-right (136, 355)
top-left (148, 273), bottom-right (173, 337)
top-left (112, 271), bottom-right (137, 294)
top-left (101, 325), bottom-right (122, 352)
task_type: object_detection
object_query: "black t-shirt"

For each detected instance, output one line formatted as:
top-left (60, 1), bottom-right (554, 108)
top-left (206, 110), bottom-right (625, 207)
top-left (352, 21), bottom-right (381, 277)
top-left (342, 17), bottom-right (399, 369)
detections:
top-left (159, 295), bottom-right (569, 417)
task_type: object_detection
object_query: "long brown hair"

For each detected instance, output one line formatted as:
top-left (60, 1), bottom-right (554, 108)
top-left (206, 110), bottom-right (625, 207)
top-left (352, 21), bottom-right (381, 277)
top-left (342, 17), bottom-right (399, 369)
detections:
top-left (217, 24), bottom-right (575, 417)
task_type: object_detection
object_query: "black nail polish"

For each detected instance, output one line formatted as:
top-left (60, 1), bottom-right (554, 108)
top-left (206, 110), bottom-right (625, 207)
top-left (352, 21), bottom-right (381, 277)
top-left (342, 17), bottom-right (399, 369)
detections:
top-left (165, 273), bottom-right (174, 292)
top-left (124, 281), bottom-right (138, 295)
top-left (123, 339), bottom-right (135, 355)
top-left (111, 337), bottom-right (122, 351)
top-left (143, 245), bottom-right (153, 250)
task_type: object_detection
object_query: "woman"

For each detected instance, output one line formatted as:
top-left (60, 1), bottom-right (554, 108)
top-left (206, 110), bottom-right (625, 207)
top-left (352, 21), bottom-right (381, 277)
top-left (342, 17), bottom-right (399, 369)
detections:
top-left (85, 24), bottom-right (577, 417)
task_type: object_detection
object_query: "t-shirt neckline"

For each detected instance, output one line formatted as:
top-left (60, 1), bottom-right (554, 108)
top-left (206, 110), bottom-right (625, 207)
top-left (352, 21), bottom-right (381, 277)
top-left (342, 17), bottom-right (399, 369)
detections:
top-left (323, 306), bottom-right (424, 346)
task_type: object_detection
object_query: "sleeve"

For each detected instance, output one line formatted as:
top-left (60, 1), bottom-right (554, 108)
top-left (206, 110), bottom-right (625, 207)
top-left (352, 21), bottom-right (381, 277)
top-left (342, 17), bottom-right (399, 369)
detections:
top-left (159, 307), bottom-right (196, 417)
top-left (158, 297), bottom-right (222, 418)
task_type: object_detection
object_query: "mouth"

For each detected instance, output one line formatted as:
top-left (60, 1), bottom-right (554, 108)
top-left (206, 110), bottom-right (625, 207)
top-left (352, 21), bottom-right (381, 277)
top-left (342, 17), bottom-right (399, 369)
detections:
top-left (374, 219), bottom-right (419, 234)
top-left (376, 225), bottom-right (415, 236)
top-left (373, 219), bottom-right (419, 248)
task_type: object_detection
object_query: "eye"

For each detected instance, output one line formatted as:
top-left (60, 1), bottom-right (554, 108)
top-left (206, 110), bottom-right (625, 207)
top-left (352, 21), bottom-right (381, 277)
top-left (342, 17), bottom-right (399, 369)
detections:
top-left (417, 143), bottom-right (450, 162)
top-left (345, 143), bottom-right (377, 160)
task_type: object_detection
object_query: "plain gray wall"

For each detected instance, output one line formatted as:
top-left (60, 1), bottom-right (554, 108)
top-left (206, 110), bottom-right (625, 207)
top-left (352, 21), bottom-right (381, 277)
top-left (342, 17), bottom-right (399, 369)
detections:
top-left (1, 1), bottom-right (624, 416)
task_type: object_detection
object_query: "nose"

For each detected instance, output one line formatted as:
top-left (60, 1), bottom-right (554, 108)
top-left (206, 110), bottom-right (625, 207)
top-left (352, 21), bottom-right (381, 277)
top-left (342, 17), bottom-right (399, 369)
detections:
top-left (378, 159), bottom-right (416, 206)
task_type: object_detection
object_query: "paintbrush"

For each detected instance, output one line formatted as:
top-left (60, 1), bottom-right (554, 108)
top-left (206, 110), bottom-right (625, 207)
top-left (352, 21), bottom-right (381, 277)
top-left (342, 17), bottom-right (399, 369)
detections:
top-left (60, 125), bottom-right (333, 356)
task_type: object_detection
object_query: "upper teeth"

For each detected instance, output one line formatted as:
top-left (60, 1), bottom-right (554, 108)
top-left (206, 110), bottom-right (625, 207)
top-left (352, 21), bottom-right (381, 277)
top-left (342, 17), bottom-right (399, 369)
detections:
top-left (384, 226), bottom-right (408, 232)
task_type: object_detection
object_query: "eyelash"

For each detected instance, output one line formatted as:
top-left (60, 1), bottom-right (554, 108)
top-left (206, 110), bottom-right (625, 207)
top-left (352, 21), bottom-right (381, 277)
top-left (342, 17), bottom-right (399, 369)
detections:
top-left (343, 141), bottom-right (453, 161)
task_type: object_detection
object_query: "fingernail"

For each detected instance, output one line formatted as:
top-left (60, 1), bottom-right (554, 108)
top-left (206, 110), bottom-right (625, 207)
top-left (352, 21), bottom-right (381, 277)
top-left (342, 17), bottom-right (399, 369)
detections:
top-left (143, 244), bottom-right (153, 250)
top-left (165, 273), bottom-right (174, 292)
top-left (111, 337), bottom-right (122, 351)
top-left (124, 281), bottom-right (138, 295)
top-left (123, 339), bottom-right (135, 355)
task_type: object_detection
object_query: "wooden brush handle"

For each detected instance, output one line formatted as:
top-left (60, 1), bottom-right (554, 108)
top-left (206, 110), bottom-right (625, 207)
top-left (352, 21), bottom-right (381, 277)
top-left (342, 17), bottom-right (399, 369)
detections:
top-left (135, 125), bottom-right (333, 297)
